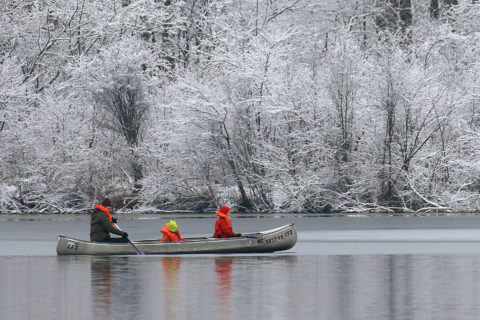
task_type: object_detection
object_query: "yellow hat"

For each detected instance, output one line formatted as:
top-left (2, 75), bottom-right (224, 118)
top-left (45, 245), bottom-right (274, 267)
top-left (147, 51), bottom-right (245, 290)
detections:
top-left (167, 220), bottom-right (178, 232)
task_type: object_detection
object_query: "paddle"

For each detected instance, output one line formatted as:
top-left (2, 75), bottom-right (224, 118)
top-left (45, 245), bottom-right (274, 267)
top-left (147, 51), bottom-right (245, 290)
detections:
top-left (126, 237), bottom-right (145, 255)
top-left (114, 223), bottom-right (145, 255)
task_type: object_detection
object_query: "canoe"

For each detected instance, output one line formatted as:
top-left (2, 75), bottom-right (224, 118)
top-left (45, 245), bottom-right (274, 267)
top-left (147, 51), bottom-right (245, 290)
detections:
top-left (56, 223), bottom-right (297, 255)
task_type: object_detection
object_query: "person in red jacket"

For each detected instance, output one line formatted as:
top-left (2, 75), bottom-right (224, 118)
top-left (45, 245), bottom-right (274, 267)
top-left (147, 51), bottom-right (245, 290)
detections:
top-left (160, 220), bottom-right (185, 242)
top-left (213, 205), bottom-right (241, 238)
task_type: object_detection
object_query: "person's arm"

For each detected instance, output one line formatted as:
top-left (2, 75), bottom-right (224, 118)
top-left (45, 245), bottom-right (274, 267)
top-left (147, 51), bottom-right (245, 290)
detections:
top-left (100, 214), bottom-right (126, 236)
top-left (177, 230), bottom-right (185, 241)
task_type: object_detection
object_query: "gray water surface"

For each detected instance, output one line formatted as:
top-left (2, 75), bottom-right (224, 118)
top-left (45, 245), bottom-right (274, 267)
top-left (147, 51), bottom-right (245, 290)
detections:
top-left (1, 215), bottom-right (480, 320)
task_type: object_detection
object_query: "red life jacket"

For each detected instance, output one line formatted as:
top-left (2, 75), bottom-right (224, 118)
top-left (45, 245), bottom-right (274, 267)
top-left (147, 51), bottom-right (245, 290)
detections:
top-left (160, 224), bottom-right (184, 242)
top-left (213, 211), bottom-right (236, 238)
top-left (93, 204), bottom-right (114, 226)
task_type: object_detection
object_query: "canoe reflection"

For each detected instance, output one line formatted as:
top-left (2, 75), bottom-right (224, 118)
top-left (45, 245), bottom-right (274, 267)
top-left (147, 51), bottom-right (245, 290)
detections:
top-left (90, 257), bottom-right (138, 320)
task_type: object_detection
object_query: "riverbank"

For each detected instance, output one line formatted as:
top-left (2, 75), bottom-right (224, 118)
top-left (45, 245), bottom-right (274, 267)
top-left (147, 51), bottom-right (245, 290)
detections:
top-left (1, 211), bottom-right (480, 222)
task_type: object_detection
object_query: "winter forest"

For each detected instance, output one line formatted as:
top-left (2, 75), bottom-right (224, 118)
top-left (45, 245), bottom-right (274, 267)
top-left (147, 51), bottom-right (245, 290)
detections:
top-left (1, 0), bottom-right (479, 214)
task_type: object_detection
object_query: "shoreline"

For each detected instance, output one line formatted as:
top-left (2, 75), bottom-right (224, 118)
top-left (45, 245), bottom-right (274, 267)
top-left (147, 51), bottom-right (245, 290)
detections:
top-left (1, 211), bottom-right (480, 221)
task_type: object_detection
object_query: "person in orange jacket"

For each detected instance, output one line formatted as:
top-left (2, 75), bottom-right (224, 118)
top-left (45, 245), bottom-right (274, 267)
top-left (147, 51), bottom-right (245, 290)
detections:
top-left (160, 220), bottom-right (185, 242)
top-left (213, 205), bottom-right (241, 238)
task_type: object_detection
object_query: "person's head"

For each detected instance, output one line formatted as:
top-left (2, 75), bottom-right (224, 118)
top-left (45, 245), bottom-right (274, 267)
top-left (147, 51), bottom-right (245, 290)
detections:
top-left (101, 198), bottom-right (113, 211)
top-left (167, 220), bottom-right (178, 232)
top-left (219, 205), bottom-right (231, 215)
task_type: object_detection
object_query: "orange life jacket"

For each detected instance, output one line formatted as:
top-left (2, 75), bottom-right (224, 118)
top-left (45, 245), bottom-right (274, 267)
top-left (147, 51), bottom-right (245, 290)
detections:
top-left (213, 211), bottom-right (236, 238)
top-left (160, 224), bottom-right (183, 242)
top-left (216, 211), bottom-right (231, 227)
top-left (93, 204), bottom-right (114, 226)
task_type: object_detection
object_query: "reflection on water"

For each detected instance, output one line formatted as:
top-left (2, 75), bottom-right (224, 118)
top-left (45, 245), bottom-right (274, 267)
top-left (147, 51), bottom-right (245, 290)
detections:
top-left (90, 257), bottom-right (114, 319)
top-left (162, 257), bottom-right (181, 319)
top-left (215, 257), bottom-right (233, 320)
top-left (90, 256), bottom-right (144, 320)
top-left (2, 254), bottom-right (480, 320)
top-left (85, 255), bottom-right (297, 320)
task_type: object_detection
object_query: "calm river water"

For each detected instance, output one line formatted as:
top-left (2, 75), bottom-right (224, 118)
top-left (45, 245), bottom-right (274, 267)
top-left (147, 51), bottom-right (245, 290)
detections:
top-left (2, 214), bottom-right (480, 320)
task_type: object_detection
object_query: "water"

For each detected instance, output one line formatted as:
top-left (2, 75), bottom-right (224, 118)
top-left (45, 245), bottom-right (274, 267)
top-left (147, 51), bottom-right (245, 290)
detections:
top-left (2, 215), bottom-right (480, 320)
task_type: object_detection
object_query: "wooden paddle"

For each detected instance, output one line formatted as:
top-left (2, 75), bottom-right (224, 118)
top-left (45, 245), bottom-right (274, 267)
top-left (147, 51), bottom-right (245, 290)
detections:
top-left (114, 223), bottom-right (145, 255)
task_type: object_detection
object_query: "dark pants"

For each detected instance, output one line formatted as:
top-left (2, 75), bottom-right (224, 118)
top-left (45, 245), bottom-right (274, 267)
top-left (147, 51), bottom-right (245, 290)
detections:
top-left (103, 237), bottom-right (129, 243)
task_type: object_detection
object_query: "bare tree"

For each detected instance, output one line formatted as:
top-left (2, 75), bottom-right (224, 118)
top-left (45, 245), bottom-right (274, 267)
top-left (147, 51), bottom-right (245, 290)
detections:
top-left (375, 0), bottom-right (412, 35)
top-left (94, 75), bottom-right (149, 182)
